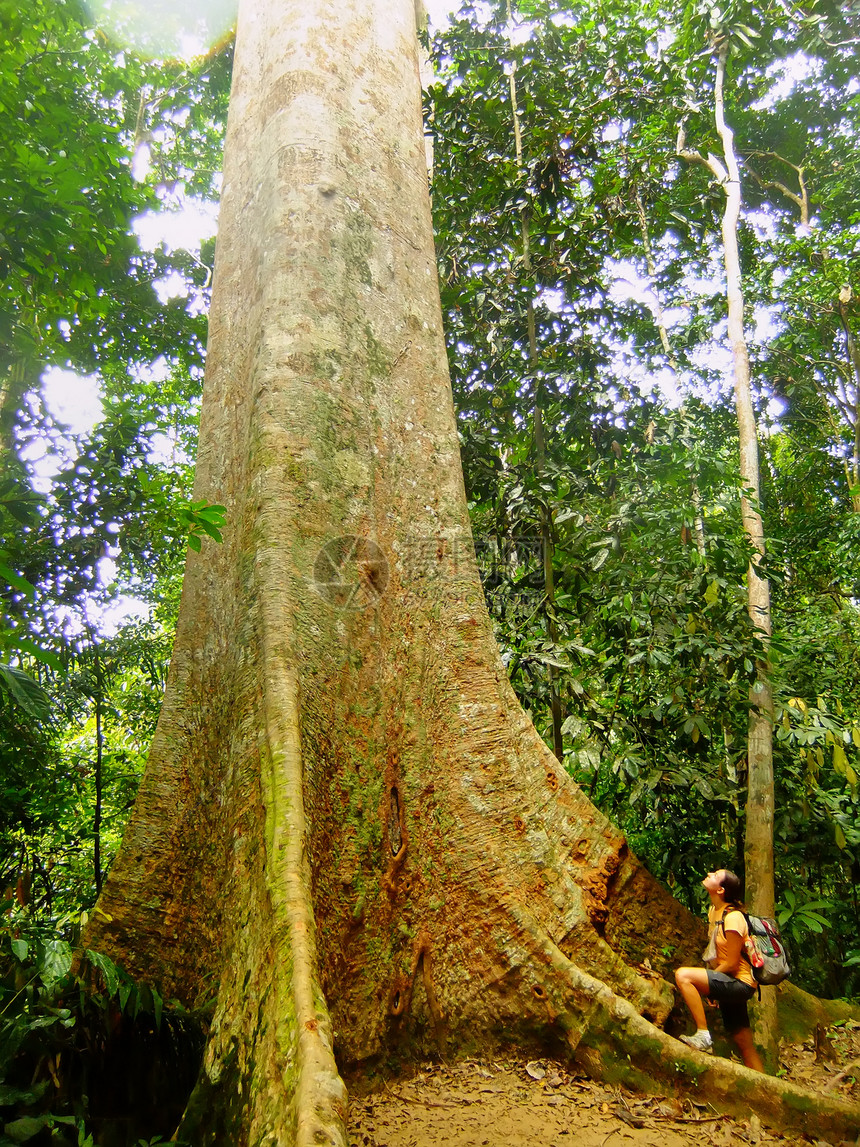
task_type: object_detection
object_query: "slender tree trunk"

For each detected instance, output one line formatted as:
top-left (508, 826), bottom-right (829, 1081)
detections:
top-left (711, 39), bottom-right (777, 1066)
top-left (678, 38), bottom-right (779, 1065)
top-left (84, 4), bottom-right (858, 1142)
top-left (838, 294), bottom-right (860, 510)
top-left (506, 8), bottom-right (563, 759)
top-left (93, 643), bottom-right (104, 897)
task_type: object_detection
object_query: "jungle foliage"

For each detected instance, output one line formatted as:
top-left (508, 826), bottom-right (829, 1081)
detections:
top-left (427, 0), bottom-right (860, 998)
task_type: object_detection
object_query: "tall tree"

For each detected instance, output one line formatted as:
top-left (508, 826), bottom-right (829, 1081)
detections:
top-left (85, 1), bottom-right (859, 1143)
top-left (677, 30), bottom-right (777, 1058)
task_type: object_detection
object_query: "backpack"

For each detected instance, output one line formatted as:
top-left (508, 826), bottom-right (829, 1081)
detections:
top-left (718, 908), bottom-right (791, 986)
top-left (745, 914), bottom-right (791, 986)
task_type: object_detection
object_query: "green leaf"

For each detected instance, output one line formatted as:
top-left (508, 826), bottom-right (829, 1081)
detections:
top-left (0, 664), bottom-right (51, 721)
top-left (832, 743), bottom-right (848, 774)
top-left (0, 1082), bottom-right (48, 1107)
top-left (14, 639), bottom-right (63, 673)
top-left (24, 1016), bottom-right (62, 1031)
top-left (10, 937), bottom-right (28, 962)
top-left (36, 938), bottom-right (72, 987)
top-left (799, 911), bottom-right (829, 926)
top-left (591, 547), bottom-right (609, 571)
top-left (85, 948), bottom-right (120, 997)
top-left (0, 562), bottom-right (35, 598)
top-left (119, 979), bottom-right (133, 1013)
top-left (195, 504), bottom-right (226, 522)
top-left (2, 1116), bottom-right (48, 1142)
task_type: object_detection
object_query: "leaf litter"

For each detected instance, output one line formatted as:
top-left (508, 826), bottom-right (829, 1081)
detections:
top-left (347, 1026), bottom-right (860, 1147)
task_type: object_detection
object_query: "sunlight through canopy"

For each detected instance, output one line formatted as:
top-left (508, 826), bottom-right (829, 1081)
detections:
top-left (83, 0), bottom-right (236, 58)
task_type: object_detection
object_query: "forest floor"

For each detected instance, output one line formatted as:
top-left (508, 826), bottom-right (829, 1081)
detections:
top-left (346, 1020), bottom-right (860, 1147)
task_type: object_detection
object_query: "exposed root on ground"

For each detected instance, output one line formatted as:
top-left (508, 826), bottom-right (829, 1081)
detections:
top-left (467, 905), bottom-right (860, 1142)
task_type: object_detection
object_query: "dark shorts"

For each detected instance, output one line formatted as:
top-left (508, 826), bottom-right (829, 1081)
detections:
top-left (707, 970), bottom-right (756, 1035)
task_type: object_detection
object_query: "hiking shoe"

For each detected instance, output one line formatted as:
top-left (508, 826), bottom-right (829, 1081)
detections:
top-left (680, 1030), bottom-right (713, 1053)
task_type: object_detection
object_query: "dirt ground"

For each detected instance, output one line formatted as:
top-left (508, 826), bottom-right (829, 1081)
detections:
top-left (347, 1021), bottom-right (860, 1147)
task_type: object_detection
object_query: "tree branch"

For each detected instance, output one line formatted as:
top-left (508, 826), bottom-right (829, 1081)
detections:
top-left (676, 120), bottom-right (727, 182)
top-left (742, 152), bottom-right (809, 224)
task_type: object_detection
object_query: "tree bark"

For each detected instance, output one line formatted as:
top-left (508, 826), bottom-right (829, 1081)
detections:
top-left (85, 4), bottom-right (859, 1143)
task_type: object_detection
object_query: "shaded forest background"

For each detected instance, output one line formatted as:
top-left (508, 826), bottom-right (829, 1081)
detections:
top-left (2, 0), bottom-right (859, 1112)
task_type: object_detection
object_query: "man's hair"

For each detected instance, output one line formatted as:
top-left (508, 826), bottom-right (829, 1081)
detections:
top-left (721, 869), bottom-right (744, 905)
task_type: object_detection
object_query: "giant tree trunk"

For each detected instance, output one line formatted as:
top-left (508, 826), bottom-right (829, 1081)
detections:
top-left (86, 3), bottom-right (860, 1144)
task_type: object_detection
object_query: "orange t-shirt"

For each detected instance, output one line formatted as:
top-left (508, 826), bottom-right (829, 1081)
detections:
top-left (706, 906), bottom-right (756, 987)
